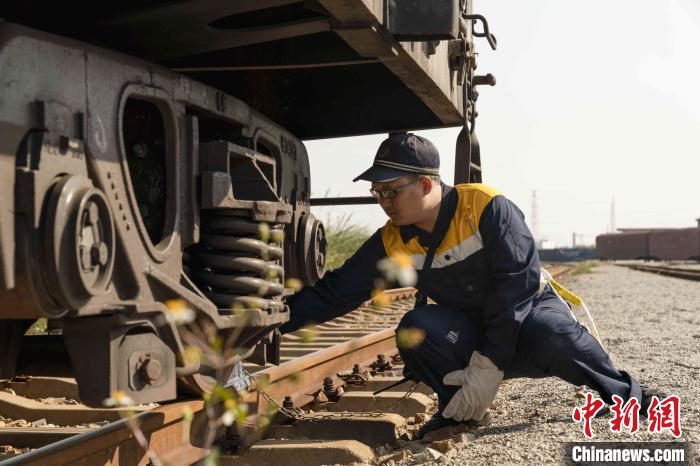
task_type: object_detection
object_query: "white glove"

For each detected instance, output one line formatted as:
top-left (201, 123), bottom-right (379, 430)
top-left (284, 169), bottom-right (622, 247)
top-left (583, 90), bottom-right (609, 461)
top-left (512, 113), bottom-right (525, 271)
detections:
top-left (442, 351), bottom-right (504, 422)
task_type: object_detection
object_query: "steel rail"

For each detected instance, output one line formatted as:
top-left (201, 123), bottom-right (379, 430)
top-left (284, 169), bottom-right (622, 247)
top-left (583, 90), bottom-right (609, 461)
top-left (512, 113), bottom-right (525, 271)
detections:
top-left (619, 263), bottom-right (700, 282)
top-left (0, 427), bottom-right (90, 449)
top-left (245, 288), bottom-right (416, 411)
top-left (0, 289), bottom-right (417, 465)
top-left (0, 401), bottom-right (206, 466)
top-left (246, 327), bottom-right (399, 412)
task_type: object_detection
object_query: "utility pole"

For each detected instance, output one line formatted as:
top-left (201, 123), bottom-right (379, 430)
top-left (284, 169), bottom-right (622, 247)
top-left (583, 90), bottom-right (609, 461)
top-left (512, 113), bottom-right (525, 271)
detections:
top-left (610, 196), bottom-right (616, 233)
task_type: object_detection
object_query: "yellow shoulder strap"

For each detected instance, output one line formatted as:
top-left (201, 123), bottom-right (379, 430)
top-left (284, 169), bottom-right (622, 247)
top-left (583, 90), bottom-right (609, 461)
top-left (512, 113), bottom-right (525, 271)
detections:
top-left (549, 278), bottom-right (583, 307)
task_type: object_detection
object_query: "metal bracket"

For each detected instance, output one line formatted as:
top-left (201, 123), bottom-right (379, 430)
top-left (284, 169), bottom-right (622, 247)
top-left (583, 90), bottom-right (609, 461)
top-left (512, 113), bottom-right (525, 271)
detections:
top-left (225, 361), bottom-right (254, 392)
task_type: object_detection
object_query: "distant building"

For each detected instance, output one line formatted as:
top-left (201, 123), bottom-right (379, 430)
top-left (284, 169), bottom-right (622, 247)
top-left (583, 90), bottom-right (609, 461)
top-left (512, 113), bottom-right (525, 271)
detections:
top-left (539, 240), bottom-right (556, 249)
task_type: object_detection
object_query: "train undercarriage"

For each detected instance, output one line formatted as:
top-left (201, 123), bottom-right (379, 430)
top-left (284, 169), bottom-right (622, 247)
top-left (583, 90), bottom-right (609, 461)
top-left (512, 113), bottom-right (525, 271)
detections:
top-left (0, 0), bottom-right (493, 406)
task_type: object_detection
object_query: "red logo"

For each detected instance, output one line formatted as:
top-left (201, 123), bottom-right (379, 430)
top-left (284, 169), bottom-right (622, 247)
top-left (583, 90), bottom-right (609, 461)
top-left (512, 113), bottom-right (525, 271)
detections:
top-left (572, 392), bottom-right (605, 438)
top-left (609, 394), bottom-right (640, 434)
top-left (647, 395), bottom-right (682, 437)
top-left (573, 393), bottom-right (682, 438)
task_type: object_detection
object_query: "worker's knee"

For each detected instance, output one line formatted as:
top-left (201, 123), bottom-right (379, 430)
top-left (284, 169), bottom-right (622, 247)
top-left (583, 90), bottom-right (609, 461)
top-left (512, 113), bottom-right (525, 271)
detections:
top-left (518, 307), bottom-right (600, 369)
top-left (397, 304), bottom-right (479, 338)
top-left (397, 304), bottom-right (483, 358)
top-left (397, 304), bottom-right (435, 331)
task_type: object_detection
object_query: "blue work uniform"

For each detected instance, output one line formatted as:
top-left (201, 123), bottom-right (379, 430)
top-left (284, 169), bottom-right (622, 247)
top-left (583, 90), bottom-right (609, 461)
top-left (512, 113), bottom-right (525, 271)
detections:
top-left (282, 183), bottom-right (641, 408)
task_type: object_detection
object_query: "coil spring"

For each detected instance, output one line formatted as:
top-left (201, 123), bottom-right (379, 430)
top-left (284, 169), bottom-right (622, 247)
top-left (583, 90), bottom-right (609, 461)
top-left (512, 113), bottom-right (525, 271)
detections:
top-left (187, 212), bottom-right (285, 313)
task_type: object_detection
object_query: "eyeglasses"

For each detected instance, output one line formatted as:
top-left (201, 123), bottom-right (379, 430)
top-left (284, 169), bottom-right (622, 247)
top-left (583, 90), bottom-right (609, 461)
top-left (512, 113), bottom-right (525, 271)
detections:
top-left (369, 179), bottom-right (419, 200)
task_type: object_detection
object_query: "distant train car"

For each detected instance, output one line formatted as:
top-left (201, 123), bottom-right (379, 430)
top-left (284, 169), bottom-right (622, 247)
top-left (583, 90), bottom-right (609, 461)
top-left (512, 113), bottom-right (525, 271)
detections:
top-left (596, 227), bottom-right (700, 260)
top-left (649, 228), bottom-right (700, 260)
top-left (596, 231), bottom-right (650, 260)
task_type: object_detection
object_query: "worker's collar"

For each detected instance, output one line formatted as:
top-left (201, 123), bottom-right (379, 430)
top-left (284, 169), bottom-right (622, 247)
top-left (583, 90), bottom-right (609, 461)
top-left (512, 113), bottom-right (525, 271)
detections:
top-left (399, 182), bottom-right (456, 245)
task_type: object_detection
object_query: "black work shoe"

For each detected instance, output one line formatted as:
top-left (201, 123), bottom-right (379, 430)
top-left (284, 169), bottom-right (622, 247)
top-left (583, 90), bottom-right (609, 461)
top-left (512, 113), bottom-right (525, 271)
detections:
top-left (416, 412), bottom-right (463, 439)
top-left (640, 386), bottom-right (668, 418)
top-left (416, 410), bottom-right (495, 439)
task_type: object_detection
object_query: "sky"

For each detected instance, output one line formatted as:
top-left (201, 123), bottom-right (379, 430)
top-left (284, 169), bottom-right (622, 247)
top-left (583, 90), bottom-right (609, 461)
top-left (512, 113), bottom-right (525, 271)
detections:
top-left (304, 0), bottom-right (700, 247)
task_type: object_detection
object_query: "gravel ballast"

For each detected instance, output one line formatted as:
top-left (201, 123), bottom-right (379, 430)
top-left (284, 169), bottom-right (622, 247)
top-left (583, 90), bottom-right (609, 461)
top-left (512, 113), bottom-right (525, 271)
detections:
top-left (396, 263), bottom-right (699, 465)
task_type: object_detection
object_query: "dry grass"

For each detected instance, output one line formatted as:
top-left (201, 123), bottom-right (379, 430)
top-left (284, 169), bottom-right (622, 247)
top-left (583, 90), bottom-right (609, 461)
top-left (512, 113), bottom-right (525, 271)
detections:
top-left (571, 260), bottom-right (599, 275)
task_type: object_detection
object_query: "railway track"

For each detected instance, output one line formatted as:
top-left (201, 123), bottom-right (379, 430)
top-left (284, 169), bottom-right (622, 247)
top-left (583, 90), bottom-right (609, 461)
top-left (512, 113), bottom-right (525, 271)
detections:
top-left (0, 289), bottom-right (418, 465)
top-left (617, 262), bottom-right (700, 281)
top-left (1, 265), bottom-right (571, 465)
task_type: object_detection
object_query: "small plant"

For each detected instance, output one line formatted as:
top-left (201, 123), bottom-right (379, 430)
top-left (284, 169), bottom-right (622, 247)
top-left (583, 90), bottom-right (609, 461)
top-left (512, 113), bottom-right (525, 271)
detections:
top-left (319, 211), bottom-right (418, 300)
top-left (571, 261), bottom-right (599, 275)
top-left (323, 213), bottom-right (371, 271)
top-left (25, 318), bottom-right (47, 335)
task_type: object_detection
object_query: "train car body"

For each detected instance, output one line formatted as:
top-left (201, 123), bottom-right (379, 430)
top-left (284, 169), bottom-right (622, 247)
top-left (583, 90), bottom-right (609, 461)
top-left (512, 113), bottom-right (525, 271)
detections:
top-left (596, 227), bottom-right (700, 261)
top-left (0, 1), bottom-right (494, 405)
top-left (649, 228), bottom-right (700, 260)
top-left (596, 231), bottom-right (650, 260)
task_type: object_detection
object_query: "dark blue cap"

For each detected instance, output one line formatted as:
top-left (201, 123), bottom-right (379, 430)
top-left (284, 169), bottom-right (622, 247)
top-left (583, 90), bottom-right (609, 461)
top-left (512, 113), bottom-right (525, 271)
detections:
top-left (353, 133), bottom-right (440, 182)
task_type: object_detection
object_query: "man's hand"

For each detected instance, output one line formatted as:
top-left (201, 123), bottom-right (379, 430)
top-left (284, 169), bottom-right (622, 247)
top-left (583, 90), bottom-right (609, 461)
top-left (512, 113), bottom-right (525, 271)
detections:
top-left (442, 351), bottom-right (504, 421)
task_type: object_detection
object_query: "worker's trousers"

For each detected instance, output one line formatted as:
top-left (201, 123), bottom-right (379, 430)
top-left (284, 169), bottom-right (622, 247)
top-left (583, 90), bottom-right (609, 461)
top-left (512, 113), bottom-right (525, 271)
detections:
top-left (396, 285), bottom-right (642, 410)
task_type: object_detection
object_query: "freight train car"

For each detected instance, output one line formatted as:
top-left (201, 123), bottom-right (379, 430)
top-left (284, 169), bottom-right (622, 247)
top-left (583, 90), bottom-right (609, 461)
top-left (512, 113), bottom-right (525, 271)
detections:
top-left (596, 227), bottom-right (700, 260)
top-left (649, 228), bottom-right (700, 260)
top-left (596, 231), bottom-right (650, 260)
top-left (0, 1), bottom-right (498, 406)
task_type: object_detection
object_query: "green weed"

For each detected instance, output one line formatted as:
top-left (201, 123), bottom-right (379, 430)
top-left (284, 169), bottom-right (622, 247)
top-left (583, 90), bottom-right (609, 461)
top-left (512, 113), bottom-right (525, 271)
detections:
top-left (25, 318), bottom-right (47, 335)
top-left (323, 213), bottom-right (370, 271)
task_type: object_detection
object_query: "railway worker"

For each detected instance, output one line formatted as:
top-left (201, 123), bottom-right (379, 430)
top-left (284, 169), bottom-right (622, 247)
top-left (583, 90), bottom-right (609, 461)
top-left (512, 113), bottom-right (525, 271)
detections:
top-left (280, 133), bottom-right (655, 438)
